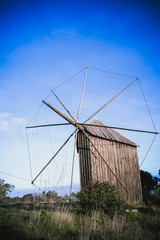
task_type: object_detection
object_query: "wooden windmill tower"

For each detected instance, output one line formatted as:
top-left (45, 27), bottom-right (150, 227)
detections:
top-left (77, 119), bottom-right (142, 204)
top-left (28, 67), bottom-right (159, 205)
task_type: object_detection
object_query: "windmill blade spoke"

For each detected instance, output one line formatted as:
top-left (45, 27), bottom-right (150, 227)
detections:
top-left (70, 67), bottom-right (88, 195)
top-left (26, 122), bottom-right (159, 135)
top-left (51, 90), bottom-right (76, 122)
top-left (42, 100), bottom-right (84, 131)
top-left (70, 130), bottom-right (78, 195)
top-left (84, 77), bottom-right (140, 124)
top-left (76, 67), bottom-right (88, 122)
top-left (82, 130), bottom-right (128, 193)
top-left (26, 123), bottom-right (71, 129)
top-left (79, 123), bottom-right (159, 135)
top-left (31, 129), bottom-right (76, 184)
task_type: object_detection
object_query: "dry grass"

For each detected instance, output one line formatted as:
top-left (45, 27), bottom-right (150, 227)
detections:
top-left (78, 210), bottom-right (160, 240)
top-left (0, 206), bottom-right (160, 240)
top-left (28, 207), bottom-right (76, 239)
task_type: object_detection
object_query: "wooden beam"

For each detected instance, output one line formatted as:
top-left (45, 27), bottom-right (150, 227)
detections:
top-left (82, 130), bottom-right (128, 192)
top-left (84, 77), bottom-right (140, 123)
top-left (26, 122), bottom-right (159, 135)
top-left (70, 67), bottom-right (88, 195)
top-left (42, 100), bottom-right (84, 131)
top-left (79, 123), bottom-right (159, 135)
top-left (26, 123), bottom-right (71, 129)
top-left (31, 130), bottom-right (76, 184)
top-left (51, 90), bottom-right (76, 122)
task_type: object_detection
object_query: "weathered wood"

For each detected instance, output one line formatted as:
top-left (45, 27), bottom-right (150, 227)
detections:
top-left (80, 123), bottom-right (159, 135)
top-left (51, 90), bottom-right (76, 122)
top-left (42, 100), bottom-right (84, 131)
top-left (77, 124), bottom-right (143, 205)
top-left (32, 130), bottom-right (75, 184)
top-left (83, 77), bottom-right (140, 124)
top-left (83, 119), bottom-right (138, 147)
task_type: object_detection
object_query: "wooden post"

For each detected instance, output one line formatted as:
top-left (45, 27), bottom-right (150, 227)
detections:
top-left (42, 100), bottom-right (84, 131)
top-left (70, 67), bottom-right (88, 195)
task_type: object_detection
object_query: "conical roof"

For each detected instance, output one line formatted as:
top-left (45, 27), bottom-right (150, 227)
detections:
top-left (82, 119), bottom-right (138, 147)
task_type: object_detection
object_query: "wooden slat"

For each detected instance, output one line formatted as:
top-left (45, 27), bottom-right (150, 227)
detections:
top-left (83, 119), bottom-right (138, 147)
top-left (77, 128), bottom-right (142, 205)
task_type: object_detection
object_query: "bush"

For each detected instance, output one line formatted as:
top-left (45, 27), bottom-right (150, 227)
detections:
top-left (0, 179), bottom-right (14, 202)
top-left (72, 181), bottom-right (126, 216)
top-left (153, 186), bottom-right (160, 206)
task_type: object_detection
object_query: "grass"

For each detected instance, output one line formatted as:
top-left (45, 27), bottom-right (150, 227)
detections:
top-left (78, 209), bottom-right (160, 240)
top-left (0, 205), bottom-right (160, 240)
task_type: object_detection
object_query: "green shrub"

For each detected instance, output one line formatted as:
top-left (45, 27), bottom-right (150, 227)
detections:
top-left (72, 181), bottom-right (126, 216)
top-left (153, 186), bottom-right (160, 206)
top-left (140, 170), bottom-right (160, 205)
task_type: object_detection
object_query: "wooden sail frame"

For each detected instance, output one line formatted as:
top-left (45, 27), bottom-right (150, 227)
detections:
top-left (27, 70), bottom-right (159, 204)
top-left (26, 122), bottom-right (159, 135)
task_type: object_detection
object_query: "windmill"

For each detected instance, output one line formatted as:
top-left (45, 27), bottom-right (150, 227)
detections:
top-left (26, 67), bottom-right (159, 204)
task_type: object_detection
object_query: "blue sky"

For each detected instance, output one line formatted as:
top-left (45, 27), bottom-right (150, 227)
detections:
top-left (0, 0), bottom-right (160, 196)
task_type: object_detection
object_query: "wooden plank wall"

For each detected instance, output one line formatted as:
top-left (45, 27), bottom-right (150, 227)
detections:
top-left (77, 131), bottom-right (92, 189)
top-left (89, 135), bottom-right (143, 205)
top-left (77, 131), bottom-right (143, 205)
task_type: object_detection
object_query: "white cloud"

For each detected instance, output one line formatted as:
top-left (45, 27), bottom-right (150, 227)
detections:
top-left (0, 120), bottom-right (10, 132)
top-left (0, 112), bottom-right (11, 119)
top-left (0, 113), bottom-right (26, 132)
top-left (12, 117), bottom-right (26, 126)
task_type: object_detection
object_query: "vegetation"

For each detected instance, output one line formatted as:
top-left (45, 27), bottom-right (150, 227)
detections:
top-left (0, 179), bottom-right (14, 202)
top-left (0, 170), bottom-right (160, 239)
top-left (140, 170), bottom-right (160, 206)
top-left (0, 205), bottom-right (160, 240)
top-left (72, 181), bottom-right (126, 216)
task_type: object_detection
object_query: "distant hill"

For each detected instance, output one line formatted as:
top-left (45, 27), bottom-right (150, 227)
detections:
top-left (10, 184), bottom-right (80, 198)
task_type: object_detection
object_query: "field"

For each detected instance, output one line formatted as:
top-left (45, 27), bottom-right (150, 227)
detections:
top-left (0, 203), bottom-right (160, 240)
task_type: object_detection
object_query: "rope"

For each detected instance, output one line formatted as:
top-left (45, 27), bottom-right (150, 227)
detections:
top-left (51, 90), bottom-right (76, 121)
top-left (26, 129), bottom-right (33, 182)
top-left (31, 129), bottom-right (76, 184)
top-left (39, 170), bottom-right (43, 189)
top-left (82, 130), bottom-right (128, 192)
top-left (0, 169), bottom-right (45, 183)
top-left (26, 103), bottom-right (43, 127)
top-left (0, 170), bottom-right (31, 182)
top-left (27, 68), bottom-right (85, 128)
top-left (27, 67), bottom-right (158, 190)
top-left (26, 123), bottom-right (71, 129)
top-left (27, 66), bottom-right (136, 128)
top-left (27, 67), bottom-right (85, 185)
top-left (44, 106), bottom-right (59, 175)
top-left (70, 67), bottom-right (88, 195)
top-left (84, 77), bottom-right (139, 124)
top-left (80, 123), bottom-right (158, 135)
top-left (30, 100), bottom-right (121, 128)
top-left (138, 79), bottom-right (158, 167)
top-left (52, 68), bottom-right (85, 91)
top-left (76, 67), bottom-right (88, 122)
top-left (33, 183), bottom-right (43, 192)
top-left (44, 106), bottom-right (54, 154)
top-left (88, 67), bottom-right (137, 78)
top-left (140, 134), bottom-right (157, 168)
top-left (138, 79), bottom-right (157, 132)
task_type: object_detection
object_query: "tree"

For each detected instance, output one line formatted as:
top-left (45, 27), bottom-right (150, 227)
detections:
top-left (0, 179), bottom-right (14, 202)
top-left (22, 193), bottom-right (33, 202)
top-left (140, 170), bottom-right (160, 204)
top-left (154, 185), bottom-right (160, 206)
top-left (46, 190), bottom-right (58, 201)
top-left (13, 196), bottom-right (21, 203)
top-left (72, 181), bottom-right (126, 216)
top-left (153, 169), bottom-right (160, 206)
